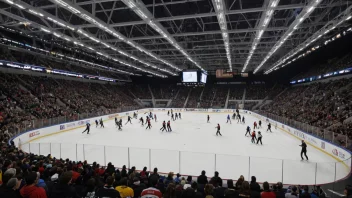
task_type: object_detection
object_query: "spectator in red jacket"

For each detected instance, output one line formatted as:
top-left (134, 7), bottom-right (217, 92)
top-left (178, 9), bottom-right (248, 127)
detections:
top-left (261, 181), bottom-right (276, 198)
top-left (20, 172), bottom-right (47, 198)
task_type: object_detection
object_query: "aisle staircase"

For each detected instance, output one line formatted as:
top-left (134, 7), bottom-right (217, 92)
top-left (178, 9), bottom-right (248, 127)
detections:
top-left (183, 88), bottom-right (192, 108)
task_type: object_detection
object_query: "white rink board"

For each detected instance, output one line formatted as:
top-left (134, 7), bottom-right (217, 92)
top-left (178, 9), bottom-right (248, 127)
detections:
top-left (10, 108), bottom-right (351, 185)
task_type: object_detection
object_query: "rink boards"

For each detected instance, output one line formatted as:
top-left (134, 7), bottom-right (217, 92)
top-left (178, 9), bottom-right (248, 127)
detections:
top-left (9, 108), bottom-right (352, 184)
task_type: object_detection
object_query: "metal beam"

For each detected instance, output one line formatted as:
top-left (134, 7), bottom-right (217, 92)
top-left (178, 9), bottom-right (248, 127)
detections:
top-left (75, 4), bottom-right (306, 29)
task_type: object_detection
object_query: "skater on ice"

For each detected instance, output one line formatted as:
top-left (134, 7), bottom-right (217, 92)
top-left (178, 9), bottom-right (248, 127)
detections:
top-left (175, 113), bottom-right (178, 120)
top-left (207, 115), bottom-right (210, 123)
top-left (216, 124), bottom-right (222, 136)
top-left (227, 114), bottom-right (232, 124)
top-left (251, 131), bottom-right (257, 143)
top-left (245, 126), bottom-right (251, 137)
top-left (171, 113), bottom-right (175, 121)
top-left (82, 122), bottom-right (91, 134)
top-left (253, 121), bottom-right (257, 129)
top-left (95, 120), bottom-right (99, 128)
top-left (125, 116), bottom-right (132, 125)
top-left (160, 121), bottom-right (167, 132)
top-left (242, 116), bottom-right (245, 124)
top-left (154, 114), bottom-right (157, 122)
top-left (237, 114), bottom-right (241, 123)
top-left (179, 112), bottom-right (181, 119)
top-left (99, 118), bottom-right (104, 128)
top-left (167, 110), bottom-right (170, 116)
top-left (145, 119), bottom-right (152, 129)
top-left (267, 123), bottom-right (272, 132)
top-left (256, 132), bottom-right (263, 145)
top-left (259, 120), bottom-right (262, 128)
top-left (118, 119), bottom-right (123, 130)
top-left (133, 112), bottom-right (137, 119)
top-left (139, 117), bottom-right (144, 126)
top-left (167, 120), bottom-right (172, 132)
top-left (115, 117), bottom-right (118, 127)
top-left (300, 140), bottom-right (309, 160)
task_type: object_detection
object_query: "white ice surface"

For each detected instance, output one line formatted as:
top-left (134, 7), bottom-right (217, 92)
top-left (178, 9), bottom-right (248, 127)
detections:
top-left (25, 112), bottom-right (349, 185)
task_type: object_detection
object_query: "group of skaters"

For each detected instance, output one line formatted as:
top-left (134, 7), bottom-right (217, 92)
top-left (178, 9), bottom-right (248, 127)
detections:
top-left (159, 109), bottom-right (181, 132)
top-left (244, 120), bottom-right (273, 145)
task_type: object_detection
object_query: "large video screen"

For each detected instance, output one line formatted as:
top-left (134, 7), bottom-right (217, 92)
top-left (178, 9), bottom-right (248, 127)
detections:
top-left (200, 73), bottom-right (207, 83)
top-left (182, 71), bottom-right (197, 82)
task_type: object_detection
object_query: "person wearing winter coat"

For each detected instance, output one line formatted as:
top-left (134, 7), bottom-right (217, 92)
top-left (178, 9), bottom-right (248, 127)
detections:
top-left (275, 182), bottom-right (286, 198)
top-left (20, 172), bottom-right (47, 198)
top-left (299, 186), bottom-right (311, 198)
top-left (224, 180), bottom-right (238, 198)
top-left (0, 177), bottom-right (22, 198)
top-left (49, 171), bottom-right (79, 198)
top-left (211, 171), bottom-right (223, 187)
top-left (250, 176), bottom-right (260, 192)
top-left (261, 181), bottom-right (276, 198)
top-left (197, 170), bottom-right (208, 185)
top-left (95, 176), bottom-right (121, 198)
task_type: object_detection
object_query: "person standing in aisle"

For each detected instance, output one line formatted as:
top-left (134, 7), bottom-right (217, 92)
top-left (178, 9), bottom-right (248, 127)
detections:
top-left (256, 132), bottom-right (263, 145)
top-left (216, 124), bottom-right (222, 136)
top-left (227, 114), bottom-right (232, 124)
top-left (267, 123), bottom-right (272, 132)
top-left (300, 140), bottom-right (308, 160)
top-left (82, 122), bottom-right (91, 134)
top-left (167, 120), bottom-right (172, 132)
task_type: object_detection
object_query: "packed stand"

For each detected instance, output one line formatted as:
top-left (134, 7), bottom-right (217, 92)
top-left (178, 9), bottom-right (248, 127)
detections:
top-left (0, 142), bottom-right (328, 198)
top-left (212, 87), bottom-right (228, 108)
top-left (171, 87), bottom-right (189, 108)
top-left (199, 86), bottom-right (216, 108)
top-left (262, 78), bottom-right (352, 143)
top-left (245, 85), bottom-right (268, 100)
top-left (128, 85), bottom-right (152, 99)
top-left (186, 88), bottom-right (203, 108)
top-left (151, 85), bottom-right (178, 99)
top-left (243, 102), bottom-right (259, 110)
top-left (229, 86), bottom-right (245, 100)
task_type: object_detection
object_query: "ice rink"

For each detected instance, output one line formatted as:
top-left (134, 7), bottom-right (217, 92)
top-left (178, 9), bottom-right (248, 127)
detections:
top-left (23, 111), bottom-right (349, 185)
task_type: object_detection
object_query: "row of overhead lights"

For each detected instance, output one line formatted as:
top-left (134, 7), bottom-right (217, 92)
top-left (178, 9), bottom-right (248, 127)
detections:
top-left (0, 35), bottom-right (136, 76)
top-left (51, 0), bottom-right (182, 72)
top-left (242, 0), bottom-right (279, 72)
top-left (212, 0), bottom-right (232, 72)
top-left (120, 0), bottom-right (206, 72)
top-left (4, 0), bottom-right (168, 78)
top-left (265, 16), bottom-right (352, 74)
top-left (253, 0), bottom-right (323, 74)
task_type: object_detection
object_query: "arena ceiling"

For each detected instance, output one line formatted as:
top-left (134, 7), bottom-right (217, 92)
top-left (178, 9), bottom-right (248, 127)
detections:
top-left (0, 0), bottom-right (351, 78)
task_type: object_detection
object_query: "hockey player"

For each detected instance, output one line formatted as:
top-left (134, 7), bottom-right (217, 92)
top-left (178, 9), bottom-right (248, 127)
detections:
top-left (257, 132), bottom-right (263, 145)
top-left (245, 126), bottom-right (251, 137)
top-left (175, 113), bottom-right (178, 120)
top-left (125, 116), bottom-right (132, 125)
top-left (167, 120), bottom-right (172, 132)
top-left (171, 113), bottom-right (175, 121)
top-left (215, 124), bottom-right (222, 136)
top-left (145, 119), bottom-right (152, 129)
top-left (237, 114), bottom-right (241, 123)
top-left (253, 121), bottom-right (257, 129)
top-left (226, 114), bottom-right (231, 124)
top-left (139, 117), bottom-right (144, 126)
top-left (167, 110), bottom-right (170, 116)
top-left (259, 120), bottom-right (262, 128)
top-left (267, 123), bottom-right (272, 132)
top-left (207, 115), bottom-right (210, 123)
top-left (242, 116), bottom-right (245, 124)
top-left (179, 113), bottom-right (181, 119)
top-left (251, 131), bottom-right (257, 143)
top-left (115, 117), bottom-right (119, 127)
top-left (149, 112), bottom-right (153, 120)
top-left (82, 122), bottom-right (91, 134)
top-left (133, 112), bottom-right (137, 119)
top-left (118, 119), bottom-right (123, 131)
top-left (236, 109), bottom-right (239, 115)
top-left (160, 121), bottom-right (167, 132)
top-left (154, 114), bottom-right (157, 122)
top-left (300, 140), bottom-right (308, 160)
top-left (99, 118), bottom-right (104, 128)
top-left (171, 109), bottom-right (173, 115)
top-left (95, 120), bottom-right (98, 128)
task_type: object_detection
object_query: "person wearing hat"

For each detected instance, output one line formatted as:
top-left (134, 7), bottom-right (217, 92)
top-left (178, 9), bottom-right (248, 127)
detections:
top-left (0, 177), bottom-right (22, 197)
top-left (285, 186), bottom-right (299, 198)
top-left (131, 177), bottom-right (146, 198)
